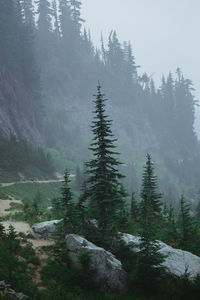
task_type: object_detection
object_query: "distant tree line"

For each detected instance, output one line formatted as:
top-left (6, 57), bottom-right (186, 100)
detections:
top-left (26, 0), bottom-right (200, 190)
top-left (0, 131), bottom-right (54, 176)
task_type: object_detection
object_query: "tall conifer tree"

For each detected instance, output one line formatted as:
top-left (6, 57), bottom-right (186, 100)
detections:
top-left (141, 153), bottom-right (162, 215)
top-left (85, 84), bottom-right (127, 249)
top-left (178, 194), bottom-right (197, 253)
top-left (137, 153), bottom-right (165, 293)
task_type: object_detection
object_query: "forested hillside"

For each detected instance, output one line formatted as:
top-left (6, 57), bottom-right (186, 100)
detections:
top-left (0, 0), bottom-right (200, 204)
top-left (2, 2), bottom-right (200, 298)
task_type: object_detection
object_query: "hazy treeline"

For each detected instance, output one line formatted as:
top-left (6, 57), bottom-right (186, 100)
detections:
top-left (0, 0), bottom-right (200, 200)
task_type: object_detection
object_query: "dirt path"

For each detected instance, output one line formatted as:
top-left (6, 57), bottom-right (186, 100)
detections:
top-left (28, 239), bottom-right (55, 249)
top-left (1, 221), bottom-right (31, 233)
top-left (0, 199), bottom-right (22, 217)
top-left (0, 195), bottom-right (22, 217)
top-left (0, 174), bottom-right (75, 187)
top-left (27, 239), bottom-right (55, 289)
top-left (1, 179), bottom-right (63, 187)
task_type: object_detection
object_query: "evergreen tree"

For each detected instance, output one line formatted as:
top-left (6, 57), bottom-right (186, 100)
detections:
top-left (0, 222), bottom-right (5, 240)
top-left (123, 41), bottom-right (138, 84)
top-left (178, 194), bottom-right (197, 252)
top-left (136, 154), bottom-right (165, 293)
top-left (52, 0), bottom-right (60, 36)
top-left (37, 0), bottom-right (52, 34)
top-left (141, 153), bottom-right (162, 215)
top-left (84, 84), bottom-right (127, 249)
top-left (32, 190), bottom-right (42, 216)
top-left (60, 169), bottom-right (81, 235)
top-left (107, 31), bottom-right (125, 84)
top-left (36, 0), bottom-right (53, 66)
top-left (61, 169), bottom-right (73, 234)
top-left (21, 0), bottom-right (35, 28)
top-left (174, 68), bottom-right (196, 149)
top-left (162, 203), bottom-right (178, 247)
top-left (130, 192), bottom-right (138, 223)
top-left (70, 0), bottom-right (84, 34)
top-left (195, 190), bottom-right (200, 221)
top-left (75, 166), bottom-right (83, 190)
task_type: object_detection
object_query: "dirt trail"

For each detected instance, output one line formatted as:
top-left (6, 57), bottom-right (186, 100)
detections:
top-left (28, 239), bottom-right (55, 249)
top-left (0, 199), bottom-right (22, 217)
top-left (0, 174), bottom-right (75, 187)
top-left (0, 194), bottom-right (22, 217)
top-left (1, 221), bottom-right (31, 233)
top-left (28, 239), bottom-right (55, 289)
top-left (1, 179), bottom-right (63, 187)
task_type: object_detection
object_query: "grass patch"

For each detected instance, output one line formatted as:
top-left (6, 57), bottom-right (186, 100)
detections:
top-left (0, 182), bottom-right (62, 202)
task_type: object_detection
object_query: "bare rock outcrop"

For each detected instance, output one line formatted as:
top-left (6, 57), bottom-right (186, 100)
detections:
top-left (65, 234), bottom-right (127, 294)
top-left (122, 233), bottom-right (200, 279)
top-left (0, 281), bottom-right (28, 299)
top-left (28, 220), bottom-right (61, 239)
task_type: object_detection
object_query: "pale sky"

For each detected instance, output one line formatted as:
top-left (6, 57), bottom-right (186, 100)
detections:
top-left (81, 0), bottom-right (200, 134)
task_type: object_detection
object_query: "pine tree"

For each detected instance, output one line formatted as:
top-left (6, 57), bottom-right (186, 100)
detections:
top-left (60, 169), bottom-right (81, 235)
top-left (137, 154), bottom-right (165, 293)
top-left (70, 0), bottom-right (84, 34)
top-left (162, 203), bottom-right (178, 247)
top-left (130, 192), bottom-right (138, 223)
top-left (178, 194), bottom-right (197, 252)
top-left (141, 153), bottom-right (162, 215)
top-left (0, 222), bottom-right (5, 240)
top-left (84, 84), bottom-right (127, 249)
top-left (61, 169), bottom-right (73, 234)
top-left (52, 0), bottom-right (60, 36)
top-left (36, 0), bottom-right (53, 64)
top-left (0, 0), bottom-right (20, 71)
top-left (32, 190), bottom-right (42, 216)
top-left (195, 190), bottom-right (200, 221)
top-left (123, 41), bottom-right (138, 84)
top-left (75, 166), bottom-right (83, 190)
top-left (21, 0), bottom-right (35, 28)
top-left (107, 31), bottom-right (124, 83)
top-left (37, 0), bottom-right (52, 34)
top-left (174, 69), bottom-right (196, 149)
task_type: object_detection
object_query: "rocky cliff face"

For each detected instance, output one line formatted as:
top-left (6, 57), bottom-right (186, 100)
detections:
top-left (0, 66), bottom-right (42, 144)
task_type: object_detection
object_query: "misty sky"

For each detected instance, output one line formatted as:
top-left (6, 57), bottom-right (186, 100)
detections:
top-left (81, 0), bottom-right (200, 132)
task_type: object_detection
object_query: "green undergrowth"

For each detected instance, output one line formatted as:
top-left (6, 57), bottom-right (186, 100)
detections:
top-left (0, 182), bottom-right (62, 201)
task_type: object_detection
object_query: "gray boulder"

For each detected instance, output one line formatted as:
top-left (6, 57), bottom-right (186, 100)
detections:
top-left (122, 233), bottom-right (200, 279)
top-left (0, 281), bottom-right (28, 299)
top-left (65, 234), bottom-right (127, 294)
top-left (31, 220), bottom-right (61, 239)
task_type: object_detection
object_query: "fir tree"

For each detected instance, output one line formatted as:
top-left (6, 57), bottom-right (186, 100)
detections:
top-left (178, 194), bottom-right (197, 252)
top-left (60, 169), bottom-right (81, 235)
top-left (162, 203), bottom-right (178, 247)
top-left (32, 190), bottom-right (42, 216)
top-left (21, 0), bottom-right (35, 28)
top-left (70, 0), bottom-right (84, 33)
top-left (141, 153), bottom-right (162, 215)
top-left (0, 222), bottom-right (5, 240)
top-left (75, 166), bottom-right (83, 190)
top-left (195, 190), bottom-right (200, 221)
top-left (137, 154), bottom-right (165, 293)
top-left (84, 84), bottom-right (127, 249)
top-left (61, 169), bottom-right (74, 234)
top-left (123, 41), bottom-right (138, 84)
top-left (130, 192), bottom-right (138, 223)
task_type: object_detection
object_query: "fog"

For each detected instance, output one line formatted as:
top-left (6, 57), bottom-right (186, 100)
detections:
top-left (82, 0), bottom-right (200, 135)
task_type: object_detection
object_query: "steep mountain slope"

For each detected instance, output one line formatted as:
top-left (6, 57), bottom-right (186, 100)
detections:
top-left (0, 65), bottom-right (42, 144)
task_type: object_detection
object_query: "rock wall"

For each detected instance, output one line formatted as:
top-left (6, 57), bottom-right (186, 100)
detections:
top-left (122, 233), bottom-right (200, 279)
top-left (0, 66), bottom-right (42, 144)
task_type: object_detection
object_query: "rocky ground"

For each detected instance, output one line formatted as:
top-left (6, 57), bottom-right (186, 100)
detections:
top-left (1, 177), bottom-right (200, 294)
